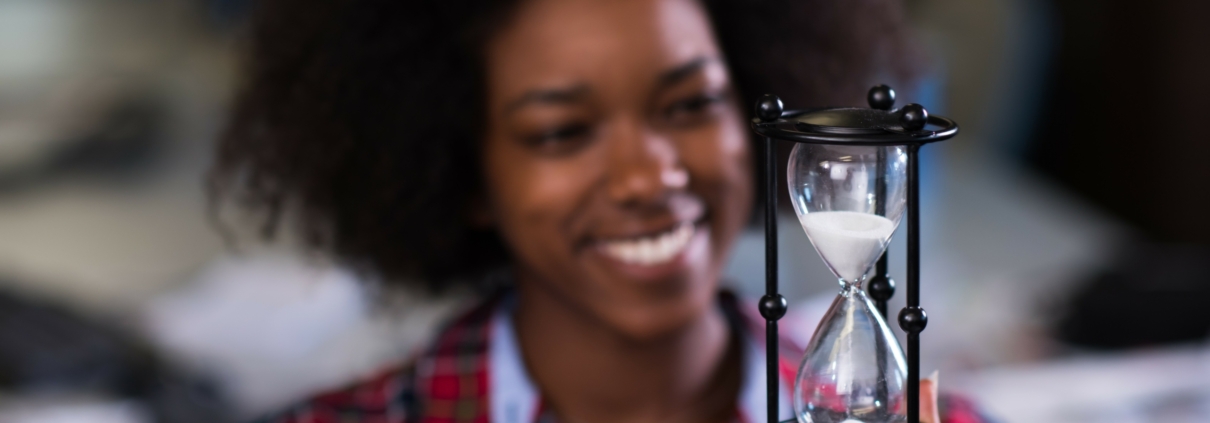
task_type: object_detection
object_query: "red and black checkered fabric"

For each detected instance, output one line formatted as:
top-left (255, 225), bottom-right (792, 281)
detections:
top-left (257, 292), bottom-right (995, 423)
top-left (257, 295), bottom-right (499, 423)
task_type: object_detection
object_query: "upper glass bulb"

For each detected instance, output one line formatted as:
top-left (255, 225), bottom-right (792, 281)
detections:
top-left (787, 143), bottom-right (907, 284)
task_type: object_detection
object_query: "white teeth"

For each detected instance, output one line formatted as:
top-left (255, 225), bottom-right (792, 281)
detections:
top-left (599, 223), bottom-right (696, 266)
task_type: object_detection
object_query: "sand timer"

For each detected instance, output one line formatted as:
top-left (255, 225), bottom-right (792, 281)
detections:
top-left (789, 141), bottom-right (908, 423)
top-left (751, 85), bottom-right (958, 423)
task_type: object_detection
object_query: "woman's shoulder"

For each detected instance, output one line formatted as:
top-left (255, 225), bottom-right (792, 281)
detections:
top-left (254, 293), bottom-right (504, 423)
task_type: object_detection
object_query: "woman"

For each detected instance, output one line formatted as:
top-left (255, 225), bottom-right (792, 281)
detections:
top-left (213, 0), bottom-right (990, 422)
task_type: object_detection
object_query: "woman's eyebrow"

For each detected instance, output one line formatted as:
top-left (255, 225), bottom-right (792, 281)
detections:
top-left (655, 56), bottom-right (713, 89)
top-left (505, 83), bottom-right (591, 114)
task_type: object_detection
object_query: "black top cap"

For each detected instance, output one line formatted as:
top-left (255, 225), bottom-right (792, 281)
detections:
top-left (751, 85), bottom-right (958, 146)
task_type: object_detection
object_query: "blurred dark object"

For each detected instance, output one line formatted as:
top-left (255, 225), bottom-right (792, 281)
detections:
top-left (1056, 244), bottom-right (1210, 349)
top-left (51, 97), bottom-right (168, 181)
top-left (0, 287), bottom-right (234, 423)
top-left (0, 94), bottom-right (168, 196)
top-left (0, 291), bottom-right (144, 393)
top-left (1024, 0), bottom-right (1210, 243)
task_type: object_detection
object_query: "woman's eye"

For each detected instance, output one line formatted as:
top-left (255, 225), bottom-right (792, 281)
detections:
top-left (525, 122), bottom-right (593, 151)
top-left (663, 93), bottom-right (725, 125)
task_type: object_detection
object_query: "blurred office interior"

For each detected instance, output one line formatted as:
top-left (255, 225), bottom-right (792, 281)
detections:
top-left (0, 0), bottom-right (1207, 421)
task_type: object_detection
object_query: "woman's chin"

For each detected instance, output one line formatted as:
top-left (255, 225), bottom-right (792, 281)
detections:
top-left (591, 275), bottom-right (721, 343)
top-left (604, 301), bottom-right (710, 342)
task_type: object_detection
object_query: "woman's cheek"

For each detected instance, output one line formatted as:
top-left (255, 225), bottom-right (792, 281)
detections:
top-left (491, 152), bottom-right (597, 255)
top-left (681, 121), bottom-right (750, 192)
top-left (716, 113), bottom-right (753, 190)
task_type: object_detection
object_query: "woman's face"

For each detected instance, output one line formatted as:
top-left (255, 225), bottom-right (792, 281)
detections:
top-left (482, 0), bottom-right (752, 339)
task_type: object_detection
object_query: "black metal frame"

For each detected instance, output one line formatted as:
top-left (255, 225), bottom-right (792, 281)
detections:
top-left (751, 86), bottom-right (957, 423)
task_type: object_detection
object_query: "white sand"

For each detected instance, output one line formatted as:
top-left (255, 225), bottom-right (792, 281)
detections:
top-left (798, 211), bottom-right (896, 282)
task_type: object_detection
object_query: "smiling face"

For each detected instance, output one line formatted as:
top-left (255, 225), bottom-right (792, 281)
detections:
top-left (482, 0), bottom-right (753, 339)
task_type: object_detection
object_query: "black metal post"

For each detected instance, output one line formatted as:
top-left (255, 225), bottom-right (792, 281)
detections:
top-left (871, 255), bottom-right (891, 317)
top-left (758, 136), bottom-right (787, 423)
top-left (898, 144), bottom-right (928, 423)
top-left (867, 84), bottom-right (896, 321)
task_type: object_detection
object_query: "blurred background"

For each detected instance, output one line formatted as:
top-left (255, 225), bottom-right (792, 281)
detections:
top-left (0, 0), bottom-right (1207, 422)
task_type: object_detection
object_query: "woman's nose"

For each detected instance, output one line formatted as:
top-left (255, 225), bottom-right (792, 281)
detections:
top-left (604, 118), bottom-right (689, 205)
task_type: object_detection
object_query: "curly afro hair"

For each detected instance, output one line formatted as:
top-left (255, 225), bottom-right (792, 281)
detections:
top-left (210, 0), bottom-right (922, 292)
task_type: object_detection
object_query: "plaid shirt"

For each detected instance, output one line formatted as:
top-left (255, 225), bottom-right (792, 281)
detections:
top-left (258, 291), bottom-right (991, 423)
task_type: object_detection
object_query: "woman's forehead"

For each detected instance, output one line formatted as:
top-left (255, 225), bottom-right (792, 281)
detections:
top-left (485, 0), bottom-right (722, 106)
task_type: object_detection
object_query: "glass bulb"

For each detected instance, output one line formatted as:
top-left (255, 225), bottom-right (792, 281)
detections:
top-left (794, 284), bottom-right (908, 423)
top-left (787, 143), bottom-right (909, 423)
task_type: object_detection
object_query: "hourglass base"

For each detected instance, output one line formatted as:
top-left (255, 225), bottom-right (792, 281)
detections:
top-left (805, 410), bottom-right (905, 423)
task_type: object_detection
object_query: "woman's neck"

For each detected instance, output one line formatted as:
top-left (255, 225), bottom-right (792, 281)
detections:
top-left (513, 278), bottom-right (741, 423)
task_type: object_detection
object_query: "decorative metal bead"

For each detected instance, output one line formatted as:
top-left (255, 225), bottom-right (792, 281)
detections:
top-left (867, 84), bottom-right (896, 110)
top-left (755, 94), bottom-right (784, 123)
top-left (898, 306), bottom-right (928, 333)
top-left (867, 275), bottom-right (896, 301)
top-left (899, 103), bottom-right (929, 130)
top-left (759, 294), bottom-right (788, 320)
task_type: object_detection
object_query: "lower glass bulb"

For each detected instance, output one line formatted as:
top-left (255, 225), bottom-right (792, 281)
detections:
top-left (793, 281), bottom-right (907, 423)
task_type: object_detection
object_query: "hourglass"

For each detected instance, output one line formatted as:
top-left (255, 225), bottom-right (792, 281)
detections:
top-left (751, 85), bottom-right (958, 423)
top-left (789, 141), bottom-right (908, 423)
